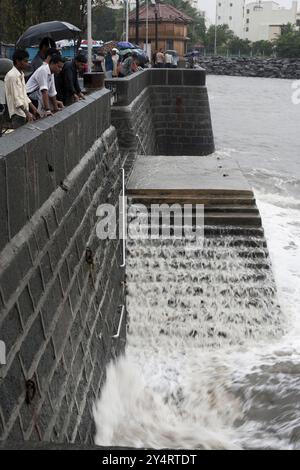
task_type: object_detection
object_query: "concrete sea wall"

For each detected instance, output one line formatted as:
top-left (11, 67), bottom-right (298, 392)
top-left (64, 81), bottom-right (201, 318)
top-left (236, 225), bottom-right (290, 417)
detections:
top-left (0, 89), bottom-right (126, 443)
top-left (106, 68), bottom-right (215, 161)
top-left (0, 68), bottom-right (215, 445)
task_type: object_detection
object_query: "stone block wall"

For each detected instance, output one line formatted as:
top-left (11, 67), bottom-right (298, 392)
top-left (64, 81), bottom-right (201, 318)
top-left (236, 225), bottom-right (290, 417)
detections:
top-left (106, 68), bottom-right (215, 159)
top-left (0, 90), bottom-right (126, 444)
top-left (110, 87), bottom-right (158, 177)
top-left (151, 85), bottom-right (214, 156)
top-left (0, 68), bottom-right (216, 446)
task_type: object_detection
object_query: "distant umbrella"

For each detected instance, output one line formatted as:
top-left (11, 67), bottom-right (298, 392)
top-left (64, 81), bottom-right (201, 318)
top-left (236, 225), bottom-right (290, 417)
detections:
top-left (99, 41), bottom-right (118, 54)
top-left (16, 21), bottom-right (81, 48)
top-left (118, 48), bottom-right (135, 57)
top-left (117, 42), bottom-right (135, 50)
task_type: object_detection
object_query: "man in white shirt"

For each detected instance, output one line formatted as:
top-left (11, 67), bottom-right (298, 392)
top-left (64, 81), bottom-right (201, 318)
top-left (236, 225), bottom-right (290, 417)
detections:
top-left (26, 54), bottom-right (64, 117)
top-left (111, 48), bottom-right (119, 78)
top-left (156, 49), bottom-right (165, 68)
top-left (4, 50), bottom-right (39, 129)
top-left (165, 52), bottom-right (173, 69)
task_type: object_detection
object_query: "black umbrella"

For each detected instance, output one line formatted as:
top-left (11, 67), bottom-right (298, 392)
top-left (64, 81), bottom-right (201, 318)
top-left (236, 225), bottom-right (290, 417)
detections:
top-left (16, 21), bottom-right (81, 48)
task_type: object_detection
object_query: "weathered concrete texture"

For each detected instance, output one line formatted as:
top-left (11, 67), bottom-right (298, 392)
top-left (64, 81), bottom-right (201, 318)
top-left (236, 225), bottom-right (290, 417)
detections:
top-left (198, 56), bottom-right (300, 79)
top-left (110, 87), bottom-right (158, 177)
top-left (0, 89), bottom-right (111, 254)
top-left (0, 92), bottom-right (126, 444)
top-left (127, 155), bottom-right (261, 227)
top-left (106, 68), bottom-right (215, 159)
top-left (151, 86), bottom-right (214, 156)
top-left (127, 155), bottom-right (252, 194)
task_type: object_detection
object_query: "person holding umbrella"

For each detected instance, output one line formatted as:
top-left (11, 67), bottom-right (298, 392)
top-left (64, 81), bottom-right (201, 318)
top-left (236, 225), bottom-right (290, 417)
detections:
top-left (31, 37), bottom-right (56, 72)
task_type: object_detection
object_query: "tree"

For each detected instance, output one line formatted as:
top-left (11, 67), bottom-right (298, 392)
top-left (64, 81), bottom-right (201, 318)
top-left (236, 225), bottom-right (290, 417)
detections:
top-left (251, 40), bottom-right (273, 57)
top-left (0, 0), bottom-right (113, 44)
top-left (275, 31), bottom-right (300, 58)
top-left (166, 0), bottom-right (206, 47)
top-left (92, 5), bottom-right (123, 41)
top-left (204, 24), bottom-right (235, 53)
top-left (228, 37), bottom-right (251, 55)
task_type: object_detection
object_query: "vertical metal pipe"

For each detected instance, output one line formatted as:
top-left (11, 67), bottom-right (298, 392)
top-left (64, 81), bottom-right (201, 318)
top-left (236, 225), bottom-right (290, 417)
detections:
top-left (136, 0), bottom-right (140, 45)
top-left (214, 1), bottom-right (218, 56)
top-left (155, 8), bottom-right (158, 51)
top-left (120, 168), bottom-right (126, 268)
top-left (146, 0), bottom-right (149, 55)
top-left (87, 0), bottom-right (93, 72)
top-left (126, 0), bottom-right (129, 42)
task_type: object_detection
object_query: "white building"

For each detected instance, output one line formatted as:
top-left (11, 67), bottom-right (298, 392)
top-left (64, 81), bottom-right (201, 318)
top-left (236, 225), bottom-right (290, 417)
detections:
top-left (244, 1), bottom-right (298, 41)
top-left (216, 0), bottom-right (246, 38)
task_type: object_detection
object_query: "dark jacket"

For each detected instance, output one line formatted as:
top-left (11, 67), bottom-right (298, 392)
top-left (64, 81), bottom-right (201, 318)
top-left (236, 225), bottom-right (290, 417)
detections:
top-left (31, 52), bottom-right (44, 73)
top-left (55, 60), bottom-right (81, 104)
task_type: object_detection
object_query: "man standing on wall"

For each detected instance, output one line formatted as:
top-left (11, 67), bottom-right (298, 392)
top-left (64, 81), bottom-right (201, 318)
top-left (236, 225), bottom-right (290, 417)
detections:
top-left (4, 50), bottom-right (40, 129)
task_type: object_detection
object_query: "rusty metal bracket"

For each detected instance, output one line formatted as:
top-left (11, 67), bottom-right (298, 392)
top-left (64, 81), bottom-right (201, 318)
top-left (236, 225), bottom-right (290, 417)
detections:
top-left (25, 379), bottom-right (36, 405)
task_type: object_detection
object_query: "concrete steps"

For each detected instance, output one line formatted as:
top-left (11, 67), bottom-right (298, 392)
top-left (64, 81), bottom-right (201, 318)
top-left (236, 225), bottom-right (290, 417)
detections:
top-left (128, 196), bottom-right (261, 227)
top-left (204, 205), bottom-right (259, 213)
top-left (127, 155), bottom-right (262, 228)
top-left (129, 195), bottom-right (256, 206)
top-left (205, 212), bottom-right (261, 226)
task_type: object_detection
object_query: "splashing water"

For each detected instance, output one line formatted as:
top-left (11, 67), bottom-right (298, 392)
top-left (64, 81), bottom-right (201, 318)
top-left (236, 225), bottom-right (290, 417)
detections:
top-left (94, 227), bottom-right (286, 450)
top-left (94, 76), bottom-right (300, 450)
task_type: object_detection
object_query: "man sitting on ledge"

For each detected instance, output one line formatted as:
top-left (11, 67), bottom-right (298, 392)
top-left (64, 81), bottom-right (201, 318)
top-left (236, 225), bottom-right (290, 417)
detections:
top-left (4, 50), bottom-right (40, 129)
top-left (26, 53), bottom-right (64, 117)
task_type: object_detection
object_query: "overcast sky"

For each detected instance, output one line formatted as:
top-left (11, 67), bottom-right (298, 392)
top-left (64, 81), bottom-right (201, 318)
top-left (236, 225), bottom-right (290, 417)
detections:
top-left (200, 0), bottom-right (298, 23)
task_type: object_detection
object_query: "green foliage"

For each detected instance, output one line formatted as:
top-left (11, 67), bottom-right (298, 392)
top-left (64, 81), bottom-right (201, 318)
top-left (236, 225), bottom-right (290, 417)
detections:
top-left (204, 24), bottom-right (235, 52)
top-left (93, 6), bottom-right (123, 42)
top-left (1, 0), bottom-right (300, 58)
top-left (275, 24), bottom-right (300, 58)
top-left (0, 0), bottom-right (112, 43)
top-left (251, 40), bottom-right (274, 56)
top-left (166, 0), bottom-right (206, 45)
top-left (227, 37), bottom-right (251, 55)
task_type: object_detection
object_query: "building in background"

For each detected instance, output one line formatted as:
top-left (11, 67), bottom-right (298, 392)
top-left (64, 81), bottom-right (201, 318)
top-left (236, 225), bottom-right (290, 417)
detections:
top-left (128, 2), bottom-right (193, 58)
top-left (244, 1), bottom-right (298, 41)
top-left (216, 0), bottom-right (246, 38)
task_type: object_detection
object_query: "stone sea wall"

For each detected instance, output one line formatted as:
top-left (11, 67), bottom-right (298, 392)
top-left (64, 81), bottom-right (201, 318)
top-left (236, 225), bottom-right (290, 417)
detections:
top-left (0, 89), bottom-right (126, 444)
top-left (106, 68), bottom-right (215, 159)
top-left (197, 57), bottom-right (300, 79)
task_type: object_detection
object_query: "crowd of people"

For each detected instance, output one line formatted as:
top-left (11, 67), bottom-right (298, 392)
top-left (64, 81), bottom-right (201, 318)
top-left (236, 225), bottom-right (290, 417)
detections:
top-left (2, 38), bottom-right (179, 131)
top-left (152, 49), bottom-right (179, 68)
top-left (3, 37), bottom-right (88, 129)
top-left (91, 48), bottom-right (143, 78)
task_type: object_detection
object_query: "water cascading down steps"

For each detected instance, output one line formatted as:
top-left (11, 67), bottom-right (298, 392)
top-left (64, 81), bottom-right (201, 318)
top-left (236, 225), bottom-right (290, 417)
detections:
top-left (125, 154), bottom-right (282, 348)
top-left (93, 154), bottom-right (283, 449)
